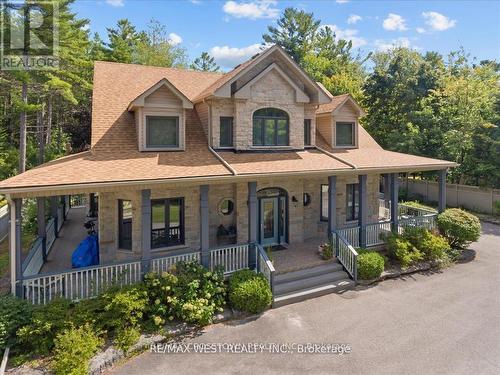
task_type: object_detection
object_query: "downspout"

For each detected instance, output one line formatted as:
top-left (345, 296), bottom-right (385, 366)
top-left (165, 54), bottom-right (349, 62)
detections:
top-left (203, 99), bottom-right (237, 176)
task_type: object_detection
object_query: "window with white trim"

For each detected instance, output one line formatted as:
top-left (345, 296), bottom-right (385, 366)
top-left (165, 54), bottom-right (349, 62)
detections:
top-left (145, 116), bottom-right (179, 148)
top-left (335, 122), bottom-right (355, 147)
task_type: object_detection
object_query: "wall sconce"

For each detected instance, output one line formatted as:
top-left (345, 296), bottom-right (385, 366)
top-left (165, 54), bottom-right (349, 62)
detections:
top-left (292, 196), bottom-right (298, 203)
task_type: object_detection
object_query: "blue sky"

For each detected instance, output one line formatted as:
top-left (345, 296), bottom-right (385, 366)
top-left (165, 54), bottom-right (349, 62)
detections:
top-left (72, 0), bottom-right (500, 70)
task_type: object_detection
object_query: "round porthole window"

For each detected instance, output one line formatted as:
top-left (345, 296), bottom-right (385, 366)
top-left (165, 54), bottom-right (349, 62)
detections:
top-left (303, 193), bottom-right (311, 207)
top-left (219, 198), bottom-right (234, 215)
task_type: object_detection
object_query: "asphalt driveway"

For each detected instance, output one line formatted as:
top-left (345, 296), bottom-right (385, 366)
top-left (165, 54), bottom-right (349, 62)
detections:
top-left (110, 222), bottom-right (500, 375)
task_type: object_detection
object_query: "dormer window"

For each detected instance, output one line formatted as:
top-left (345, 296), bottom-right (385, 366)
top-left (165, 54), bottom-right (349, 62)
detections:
top-left (252, 108), bottom-right (289, 146)
top-left (146, 116), bottom-right (179, 149)
top-left (335, 122), bottom-right (355, 147)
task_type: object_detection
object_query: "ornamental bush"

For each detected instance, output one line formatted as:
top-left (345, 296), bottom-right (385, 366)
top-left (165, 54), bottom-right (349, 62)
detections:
top-left (102, 285), bottom-right (149, 330)
top-left (229, 269), bottom-right (272, 314)
top-left (357, 250), bottom-right (385, 280)
top-left (437, 208), bottom-right (481, 249)
top-left (0, 295), bottom-right (32, 351)
top-left (386, 233), bottom-right (424, 268)
top-left (52, 324), bottom-right (103, 375)
top-left (114, 326), bottom-right (140, 353)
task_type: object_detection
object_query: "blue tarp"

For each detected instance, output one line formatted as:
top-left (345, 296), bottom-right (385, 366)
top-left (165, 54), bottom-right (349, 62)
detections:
top-left (72, 234), bottom-right (99, 268)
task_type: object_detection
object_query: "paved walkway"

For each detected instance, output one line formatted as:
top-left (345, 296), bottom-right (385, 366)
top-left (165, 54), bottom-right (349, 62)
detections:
top-left (41, 207), bottom-right (88, 273)
top-left (109, 222), bottom-right (500, 375)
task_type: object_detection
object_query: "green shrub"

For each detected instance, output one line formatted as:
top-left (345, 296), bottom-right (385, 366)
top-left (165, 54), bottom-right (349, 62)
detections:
top-left (494, 200), bottom-right (500, 216)
top-left (229, 269), bottom-right (272, 314)
top-left (143, 271), bottom-right (178, 327)
top-left (0, 295), bottom-right (32, 351)
top-left (114, 326), bottom-right (140, 353)
top-left (52, 324), bottom-right (103, 375)
top-left (357, 250), bottom-right (385, 280)
top-left (102, 285), bottom-right (149, 330)
top-left (17, 298), bottom-right (72, 355)
top-left (437, 208), bottom-right (481, 248)
top-left (320, 242), bottom-right (334, 260)
top-left (386, 233), bottom-right (424, 268)
top-left (70, 295), bottom-right (108, 331)
top-left (420, 231), bottom-right (451, 262)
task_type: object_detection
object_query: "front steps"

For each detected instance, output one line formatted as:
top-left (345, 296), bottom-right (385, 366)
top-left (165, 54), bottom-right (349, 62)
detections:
top-left (273, 261), bottom-right (355, 307)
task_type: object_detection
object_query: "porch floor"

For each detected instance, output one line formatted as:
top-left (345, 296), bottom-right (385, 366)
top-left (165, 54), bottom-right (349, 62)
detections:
top-left (40, 207), bottom-right (88, 274)
top-left (272, 237), bottom-right (335, 274)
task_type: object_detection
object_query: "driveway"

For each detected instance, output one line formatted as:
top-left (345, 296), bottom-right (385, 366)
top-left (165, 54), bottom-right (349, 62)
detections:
top-left (109, 222), bottom-right (500, 375)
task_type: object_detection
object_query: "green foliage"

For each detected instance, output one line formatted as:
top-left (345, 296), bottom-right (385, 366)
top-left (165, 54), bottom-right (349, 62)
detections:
top-left (190, 52), bottom-right (220, 72)
top-left (357, 250), bottom-right (385, 280)
top-left (143, 271), bottom-right (178, 327)
top-left (494, 200), bottom-right (500, 216)
top-left (114, 326), bottom-right (140, 353)
top-left (320, 242), bottom-right (334, 260)
top-left (102, 285), bottom-right (149, 329)
top-left (0, 295), bottom-right (33, 351)
top-left (229, 270), bottom-right (272, 314)
top-left (437, 208), bottom-right (481, 248)
top-left (386, 232), bottom-right (424, 268)
top-left (17, 298), bottom-right (72, 355)
top-left (52, 324), bottom-right (103, 375)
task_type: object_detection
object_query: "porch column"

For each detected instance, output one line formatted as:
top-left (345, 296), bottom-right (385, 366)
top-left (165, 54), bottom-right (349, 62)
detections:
top-left (384, 174), bottom-right (391, 211)
top-left (438, 169), bottom-right (447, 213)
top-left (390, 173), bottom-right (399, 232)
top-left (248, 181), bottom-right (258, 269)
top-left (50, 196), bottom-right (59, 237)
top-left (9, 199), bottom-right (22, 297)
top-left (141, 189), bottom-right (152, 274)
top-left (328, 176), bottom-right (337, 239)
top-left (37, 197), bottom-right (47, 262)
top-left (358, 174), bottom-right (368, 248)
top-left (200, 185), bottom-right (210, 268)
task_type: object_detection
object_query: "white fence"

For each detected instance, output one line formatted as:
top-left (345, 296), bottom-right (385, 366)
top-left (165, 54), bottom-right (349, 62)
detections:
top-left (22, 261), bottom-right (142, 304)
top-left (337, 226), bottom-right (360, 249)
top-left (365, 221), bottom-right (392, 247)
top-left (150, 251), bottom-right (201, 274)
top-left (402, 179), bottom-right (499, 215)
top-left (333, 232), bottom-right (358, 281)
top-left (256, 244), bottom-right (275, 290)
top-left (210, 244), bottom-right (249, 274)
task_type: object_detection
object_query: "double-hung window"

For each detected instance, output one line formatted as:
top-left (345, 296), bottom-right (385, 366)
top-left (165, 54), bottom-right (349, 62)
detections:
top-left (320, 184), bottom-right (329, 221)
top-left (118, 200), bottom-right (132, 250)
top-left (335, 122), bottom-right (355, 147)
top-left (346, 183), bottom-right (359, 221)
top-left (252, 108), bottom-right (289, 146)
top-left (304, 119), bottom-right (312, 146)
top-left (151, 198), bottom-right (184, 249)
top-left (145, 116), bottom-right (179, 148)
top-left (219, 117), bottom-right (233, 147)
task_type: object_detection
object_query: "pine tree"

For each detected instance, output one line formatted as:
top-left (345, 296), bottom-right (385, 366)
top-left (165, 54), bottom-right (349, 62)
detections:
top-left (190, 52), bottom-right (220, 72)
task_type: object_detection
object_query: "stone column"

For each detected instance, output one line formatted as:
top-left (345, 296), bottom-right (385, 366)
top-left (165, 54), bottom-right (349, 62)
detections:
top-left (200, 185), bottom-right (210, 268)
top-left (141, 189), bottom-right (152, 274)
top-left (390, 173), bottom-right (399, 232)
top-left (328, 176), bottom-right (337, 239)
top-left (358, 175), bottom-right (368, 248)
top-left (438, 169), bottom-right (447, 213)
top-left (9, 199), bottom-right (22, 297)
top-left (248, 181), bottom-right (258, 269)
top-left (37, 197), bottom-right (47, 262)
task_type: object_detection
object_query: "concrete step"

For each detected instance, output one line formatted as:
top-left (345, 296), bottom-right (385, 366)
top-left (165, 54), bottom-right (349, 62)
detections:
top-left (273, 279), bottom-right (355, 308)
top-left (274, 262), bottom-right (344, 284)
top-left (273, 270), bottom-right (350, 296)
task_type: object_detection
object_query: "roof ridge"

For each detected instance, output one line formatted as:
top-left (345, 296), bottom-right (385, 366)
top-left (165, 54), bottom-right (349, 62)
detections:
top-left (93, 60), bottom-right (225, 76)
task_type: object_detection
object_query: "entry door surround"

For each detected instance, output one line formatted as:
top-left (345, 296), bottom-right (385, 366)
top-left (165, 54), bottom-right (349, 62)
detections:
top-left (257, 187), bottom-right (287, 246)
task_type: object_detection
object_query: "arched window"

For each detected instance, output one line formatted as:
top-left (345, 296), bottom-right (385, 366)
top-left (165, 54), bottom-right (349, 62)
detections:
top-left (252, 108), bottom-right (289, 146)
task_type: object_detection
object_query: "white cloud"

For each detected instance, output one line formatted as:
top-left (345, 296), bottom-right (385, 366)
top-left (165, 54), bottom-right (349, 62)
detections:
top-left (347, 14), bottom-right (362, 25)
top-left (422, 11), bottom-right (456, 31)
top-left (106, 0), bottom-right (124, 7)
top-left (190, 0), bottom-right (202, 4)
top-left (168, 33), bottom-right (182, 46)
top-left (210, 43), bottom-right (264, 68)
top-left (374, 37), bottom-right (411, 51)
top-left (382, 13), bottom-right (408, 31)
top-left (222, 1), bottom-right (279, 20)
top-left (336, 0), bottom-right (349, 3)
top-left (322, 24), bottom-right (367, 48)
top-left (416, 27), bottom-right (426, 34)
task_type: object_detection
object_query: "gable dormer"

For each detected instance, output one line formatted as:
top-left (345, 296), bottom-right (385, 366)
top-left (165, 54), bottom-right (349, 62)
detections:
top-left (316, 94), bottom-right (365, 149)
top-left (128, 79), bottom-right (193, 151)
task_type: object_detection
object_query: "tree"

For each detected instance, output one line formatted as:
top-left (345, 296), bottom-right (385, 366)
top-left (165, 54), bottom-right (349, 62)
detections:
top-left (106, 19), bottom-right (140, 63)
top-left (190, 52), bottom-right (220, 72)
top-left (262, 8), bottom-right (319, 64)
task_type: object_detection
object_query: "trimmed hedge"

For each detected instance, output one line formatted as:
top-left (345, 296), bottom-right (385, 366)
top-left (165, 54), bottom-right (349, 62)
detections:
top-left (437, 208), bottom-right (481, 249)
top-left (357, 250), bottom-right (385, 280)
top-left (229, 269), bottom-right (272, 314)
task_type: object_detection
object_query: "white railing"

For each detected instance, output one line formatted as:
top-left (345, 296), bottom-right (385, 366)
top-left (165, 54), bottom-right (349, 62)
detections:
top-left (210, 244), bottom-right (249, 274)
top-left (256, 244), bottom-right (275, 291)
top-left (365, 221), bottom-right (392, 247)
top-left (337, 225), bottom-right (360, 249)
top-left (150, 251), bottom-right (201, 274)
top-left (399, 214), bottom-right (437, 232)
top-left (334, 231), bottom-right (358, 282)
top-left (22, 260), bottom-right (142, 304)
top-left (46, 218), bottom-right (56, 253)
top-left (398, 203), bottom-right (437, 217)
top-left (378, 199), bottom-right (391, 220)
top-left (22, 238), bottom-right (45, 277)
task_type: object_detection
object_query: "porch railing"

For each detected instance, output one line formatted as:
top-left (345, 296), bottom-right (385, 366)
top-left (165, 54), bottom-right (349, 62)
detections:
top-left (399, 214), bottom-right (437, 231)
top-left (398, 203), bottom-right (437, 217)
top-left (22, 260), bottom-right (142, 304)
top-left (210, 244), bottom-right (249, 275)
top-left (365, 221), bottom-right (392, 247)
top-left (23, 217), bottom-right (58, 277)
top-left (333, 231), bottom-right (358, 282)
top-left (337, 225), bottom-right (360, 249)
top-left (150, 251), bottom-right (201, 274)
top-left (256, 244), bottom-right (275, 292)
